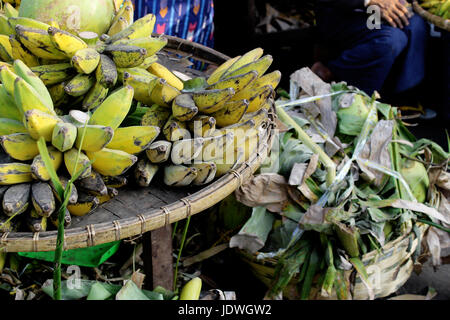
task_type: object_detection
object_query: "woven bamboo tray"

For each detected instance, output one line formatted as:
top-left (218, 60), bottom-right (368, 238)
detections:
top-left (238, 223), bottom-right (429, 300)
top-left (413, 1), bottom-right (450, 32)
top-left (0, 37), bottom-right (277, 253)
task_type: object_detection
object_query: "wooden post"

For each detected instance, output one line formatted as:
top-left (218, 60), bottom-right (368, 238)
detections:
top-left (142, 225), bottom-right (173, 291)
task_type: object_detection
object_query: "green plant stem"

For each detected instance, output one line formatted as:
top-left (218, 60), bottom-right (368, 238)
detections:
top-left (276, 105), bottom-right (336, 186)
top-left (417, 218), bottom-right (450, 234)
top-left (173, 216), bottom-right (191, 292)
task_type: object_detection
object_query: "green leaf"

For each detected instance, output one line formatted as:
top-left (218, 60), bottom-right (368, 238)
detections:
top-left (349, 257), bottom-right (374, 299)
top-left (300, 246), bottom-right (320, 300)
top-left (87, 282), bottom-right (113, 300)
top-left (182, 77), bottom-right (208, 92)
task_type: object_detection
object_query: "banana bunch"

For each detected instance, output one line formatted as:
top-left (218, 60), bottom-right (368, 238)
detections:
top-left (420, 0), bottom-right (450, 19)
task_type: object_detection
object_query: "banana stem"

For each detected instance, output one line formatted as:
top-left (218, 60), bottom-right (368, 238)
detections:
top-left (276, 105), bottom-right (336, 186)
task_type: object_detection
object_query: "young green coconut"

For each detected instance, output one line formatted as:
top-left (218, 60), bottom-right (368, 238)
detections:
top-left (336, 93), bottom-right (370, 136)
top-left (400, 158), bottom-right (429, 203)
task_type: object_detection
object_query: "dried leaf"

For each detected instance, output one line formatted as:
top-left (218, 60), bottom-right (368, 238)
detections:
top-left (288, 163), bottom-right (308, 186)
top-left (426, 227), bottom-right (442, 266)
top-left (299, 204), bottom-right (332, 233)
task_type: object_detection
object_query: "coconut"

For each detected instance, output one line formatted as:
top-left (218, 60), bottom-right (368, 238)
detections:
top-left (336, 93), bottom-right (370, 136)
top-left (18, 0), bottom-right (115, 36)
top-left (400, 158), bottom-right (430, 203)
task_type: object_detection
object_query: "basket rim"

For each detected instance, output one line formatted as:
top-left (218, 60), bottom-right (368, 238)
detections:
top-left (412, 1), bottom-right (450, 32)
top-left (0, 36), bottom-right (274, 253)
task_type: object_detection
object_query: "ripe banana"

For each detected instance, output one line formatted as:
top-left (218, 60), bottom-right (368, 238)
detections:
top-left (138, 55), bottom-right (158, 69)
top-left (97, 187), bottom-right (119, 204)
top-left (0, 34), bottom-right (13, 61)
top-left (171, 137), bottom-right (204, 165)
top-left (149, 77), bottom-right (181, 107)
top-left (30, 146), bottom-right (62, 181)
top-left (26, 208), bottom-right (47, 232)
top-left (0, 118), bottom-right (27, 135)
top-left (71, 48), bottom-right (101, 74)
top-left (108, 17), bottom-right (129, 37)
top-left (52, 122), bottom-right (77, 152)
top-left (64, 73), bottom-right (95, 97)
top-left (207, 70), bottom-right (258, 94)
top-left (148, 61), bottom-right (184, 90)
top-left (239, 107), bottom-right (269, 128)
top-left (75, 125), bottom-right (114, 152)
top-left (202, 132), bottom-right (234, 162)
top-left (76, 171), bottom-right (108, 196)
top-left (192, 162), bottom-right (217, 186)
top-left (211, 99), bottom-right (249, 127)
top-left (15, 25), bottom-right (67, 60)
top-left (191, 88), bottom-right (235, 114)
top-left (48, 27), bottom-right (88, 57)
top-left (163, 116), bottom-right (190, 141)
top-left (102, 175), bottom-right (128, 189)
top-left (89, 85), bottom-right (134, 130)
top-left (31, 63), bottom-right (75, 86)
top-left (252, 70), bottom-right (281, 90)
top-left (51, 176), bottom-right (78, 204)
top-left (0, 65), bottom-right (18, 97)
top-left (105, 44), bottom-right (147, 68)
top-left (0, 133), bottom-right (39, 161)
top-left (188, 115), bottom-right (216, 137)
top-left (67, 192), bottom-right (99, 217)
top-left (24, 109), bottom-right (61, 141)
top-left (122, 70), bottom-right (158, 105)
top-left (223, 55), bottom-right (273, 80)
top-left (107, 125), bottom-right (160, 154)
top-left (107, 13), bottom-right (156, 44)
top-left (172, 94), bottom-right (199, 121)
top-left (95, 54), bottom-right (118, 88)
top-left (214, 147), bottom-right (245, 177)
top-left (64, 148), bottom-right (92, 179)
top-left (86, 148), bottom-right (137, 176)
top-left (134, 159), bottom-right (158, 187)
top-left (2, 183), bottom-right (30, 216)
top-left (0, 15), bottom-right (15, 36)
top-left (141, 103), bottom-right (171, 128)
top-left (82, 82), bottom-right (109, 111)
top-left (9, 36), bottom-right (39, 67)
top-left (4, 3), bottom-right (18, 18)
top-left (50, 208), bottom-right (72, 227)
top-left (31, 181), bottom-right (55, 217)
top-left (146, 140), bottom-right (172, 163)
top-left (207, 56), bottom-right (241, 85)
top-left (0, 162), bottom-right (33, 185)
top-left (118, 36), bottom-right (167, 58)
top-left (163, 165), bottom-right (197, 187)
top-left (221, 48), bottom-right (264, 79)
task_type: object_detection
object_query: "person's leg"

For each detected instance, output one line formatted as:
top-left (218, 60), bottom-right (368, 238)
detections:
top-left (327, 25), bottom-right (409, 95)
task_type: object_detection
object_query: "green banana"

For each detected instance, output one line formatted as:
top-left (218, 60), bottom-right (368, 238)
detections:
top-left (0, 118), bottom-right (27, 135)
top-left (75, 125), bottom-right (114, 152)
top-left (82, 81), bottom-right (109, 111)
top-left (64, 148), bottom-right (92, 179)
top-left (52, 122), bottom-right (77, 152)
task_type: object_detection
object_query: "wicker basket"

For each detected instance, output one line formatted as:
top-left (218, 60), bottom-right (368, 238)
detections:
top-left (237, 223), bottom-right (429, 300)
top-left (413, 1), bottom-right (450, 32)
top-left (0, 37), bottom-right (277, 253)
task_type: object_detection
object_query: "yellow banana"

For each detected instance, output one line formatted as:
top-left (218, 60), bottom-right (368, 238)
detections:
top-left (171, 137), bottom-right (204, 165)
top-left (75, 125), bottom-right (114, 152)
top-left (67, 193), bottom-right (99, 216)
top-left (30, 146), bottom-right (62, 181)
top-left (0, 162), bottom-right (33, 185)
top-left (9, 36), bottom-right (39, 67)
top-left (188, 115), bottom-right (216, 137)
top-left (15, 25), bottom-right (67, 60)
top-left (245, 85), bottom-right (274, 113)
top-left (172, 94), bottom-right (199, 121)
top-left (0, 15), bottom-right (15, 36)
top-left (86, 148), bottom-right (138, 176)
top-left (108, 16), bottom-right (129, 37)
top-left (138, 55), bottom-right (158, 69)
top-left (88, 85), bottom-right (134, 130)
top-left (0, 65), bottom-right (18, 97)
top-left (102, 175), bottom-right (128, 189)
top-left (107, 13), bottom-right (156, 44)
top-left (95, 54), bottom-right (118, 88)
top-left (64, 74), bottom-right (95, 96)
top-left (0, 85), bottom-right (21, 121)
top-left (149, 77), bottom-right (181, 107)
top-left (122, 70), bottom-right (158, 105)
top-left (117, 36), bottom-right (168, 57)
top-left (107, 125), bottom-right (160, 154)
top-left (223, 55), bottom-right (273, 80)
top-left (147, 62), bottom-right (183, 90)
top-left (207, 70), bottom-right (258, 94)
top-left (31, 181), bottom-right (56, 217)
top-left (239, 107), bottom-right (269, 128)
top-left (192, 162), bottom-right (217, 186)
top-left (105, 44), bottom-right (147, 68)
top-left (252, 70), bottom-right (281, 90)
top-left (97, 187), bottom-right (119, 204)
top-left (211, 99), bottom-right (249, 127)
top-left (162, 116), bottom-right (190, 141)
top-left (0, 133), bottom-right (39, 161)
top-left (64, 148), bottom-right (92, 179)
top-left (76, 171), bottom-right (108, 196)
top-left (214, 146), bottom-right (245, 177)
top-left (146, 140), bottom-right (172, 163)
top-left (2, 183), bottom-right (30, 216)
top-left (140, 103), bottom-right (171, 128)
top-left (48, 27), bottom-right (88, 57)
top-left (134, 159), bottom-right (158, 187)
top-left (71, 48), bottom-right (101, 74)
top-left (206, 56), bottom-right (241, 85)
top-left (4, 3), bottom-right (19, 18)
top-left (82, 82), bottom-right (109, 111)
top-left (202, 132), bottom-right (234, 162)
top-left (0, 118), bottom-right (27, 135)
top-left (24, 109), bottom-right (62, 141)
top-left (113, 0), bottom-right (125, 12)
top-left (48, 82), bottom-right (70, 107)
top-left (191, 88), bottom-right (235, 114)
top-left (52, 122), bottom-right (77, 152)
top-left (221, 48), bottom-right (264, 79)
top-left (8, 17), bottom-right (51, 31)
top-left (0, 34), bottom-right (13, 61)
top-left (163, 165), bottom-right (197, 187)
top-left (30, 63), bottom-right (75, 85)
top-left (26, 208), bottom-right (47, 232)
top-left (50, 208), bottom-right (72, 227)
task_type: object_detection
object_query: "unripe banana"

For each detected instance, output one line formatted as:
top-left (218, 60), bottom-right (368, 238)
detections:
top-left (31, 146), bottom-right (62, 181)
top-left (188, 115), bottom-right (216, 137)
top-left (171, 137), bottom-right (204, 165)
top-left (141, 104), bottom-right (171, 128)
top-left (31, 181), bottom-right (55, 217)
top-left (0, 133), bottom-right (39, 161)
top-left (67, 192), bottom-right (99, 217)
top-left (138, 55), bottom-right (158, 69)
top-left (71, 48), bottom-right (101, 74)
top-left (89, 85), bottom-right (134, 130)
top-left (0, 118), bottom-right (27, 135)
top-left (207, 56), bottom-right (241, 85)
top-left (163, 116), bottom-right (190, 141)
top-left (148, 62), bottom-right (183, 90)
top-left (211, 99), bottom-right (249, 127)
top-left (47, 26), bottom-right (88, 57)
top-left (191, 88), bottom-right (235, 114)
top-left (172, 94), bottom-right (199, 121)
top-left (0, 15), bottom-right (15, 36)
top-left (4, 3), bottom-right (18, 18)
top-left (108, 16), bottom-right (129, 36)
top-left (9, 36), bottom-right (39, 67)
top-left (0, 65), bottom-right (18, 97)
top-left (64, 148), bottom-right (92, 179)
top-left (95, 54), bottom-right (118, 88)
top-left (223, 55), bottom-right (273, 80)
top-left (26, 208), bottom-right (47, 232)
top-left (207, 70), bottom-right (258, 94)
top-left (221, 48), bottom-right (264, 80)
top-left (8, 17), bottom-right (51, 31)
top-left (0, 162), bottom-right (32, 185)
top-left (76, 171), bottom-right (108, 196)
top-left (86, 148), bottom-right (137, 176)
top-left (192, 162), bottom-right (217, 186)
top-left (163, 165), bottom-right (197, 187)
top-left (107, 13), bottom-right (156, 44)
top-left (0, 85), bottom-right (21, 121)
top-left (97, 187), bottom-right (119, 204)
top-left (31, 63), bottom-right (75, 86)
top-left (82, 82), bottom-right (109, 111)
top-left (24, 109), bottom-right (61, 141)
top-left (14, 76), bottom-right (57, 116)
top-left (134, 159), bottom-right (158, 187)
top-left (107, 125), bottom-right (160, 154)
top-left (75, 125), bottom-right (114, 152)
top-left (2, 183), bottom-right (30, 216)
top-left (15, 25), bottom-right (67, 60)
top-left (64, 74), bottom-right (95, 96)
top-left (146, 140), bottom-right (172, 163)
top-left (149, 78), bottom-right (181, 107)
top-left (52, 122), bottom-right (77, 152)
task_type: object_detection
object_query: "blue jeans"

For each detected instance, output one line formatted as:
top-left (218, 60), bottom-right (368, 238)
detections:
top-left (326, 14), bottom-right (428, 96)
